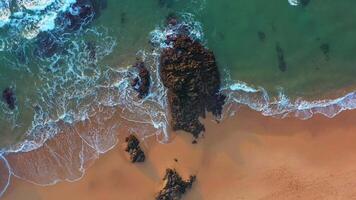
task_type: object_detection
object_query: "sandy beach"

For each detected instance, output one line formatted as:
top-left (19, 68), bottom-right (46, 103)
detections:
top-left (3, 106), bottom-right (356, 200)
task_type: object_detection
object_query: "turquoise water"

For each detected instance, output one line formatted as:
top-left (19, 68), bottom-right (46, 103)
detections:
top-left (0, 0), bottom-right (355, 197)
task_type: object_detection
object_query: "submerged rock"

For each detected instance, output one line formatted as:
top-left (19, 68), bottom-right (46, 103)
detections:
top-left (35, 32), bottom-right (61, 58)
top-left (300, 0), bottom-right (311, 7)
top-left (56, 0), bottom-right (106, 32)
top-left (158, 0), bottom-right (174, 8)
top-left (156, 169), bottom-right (196, 200)
top-left (257, 31), bottom-right (266, 42)
top-left (160, 34), bottom-right (226, 138)
top-left (276, 43), bottom-right (287, 72)
top-left (125, 135), bottom-right (145, 163)
top-left (2, 87), bottom-right (16, 110)
top-left (131, 61), bottom-right (151, 99)
top-left (320, 43), bottom-right (330, 60)
top-left (85, 41), bottom-right (97, 61)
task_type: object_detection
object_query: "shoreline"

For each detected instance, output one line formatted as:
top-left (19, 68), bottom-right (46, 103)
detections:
top-left (3, 106), bottom-right (356, 199)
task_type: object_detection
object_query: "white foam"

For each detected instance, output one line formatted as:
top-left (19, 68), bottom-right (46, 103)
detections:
top-left (0, 0), bottom-right (77, 39)
top-left (17, 0), bottom-right (55, 11)
top-left (224, 80), bottom-right (356, 120)
top-left (288, 0), bottom-right (300, 6)
top-left (0, 1), bottom-right (11, 28)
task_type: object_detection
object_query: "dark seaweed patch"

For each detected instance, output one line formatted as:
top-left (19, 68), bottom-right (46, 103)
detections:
top-left (257, 31), bottom-right (266, 42)
top-left (320, 43), bottom-right (330, 60)
top-left (275, 43), bottom-right (287, 72)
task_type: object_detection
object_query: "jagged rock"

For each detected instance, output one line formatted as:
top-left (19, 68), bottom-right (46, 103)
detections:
top-left (276, 43), bottom-right (287, 72)
top-left (2, 87), bottom-right (16, 110)
top-left (131, 61), bottom-right (150, 99)
top-left (125, 135), bottom-right (145, 163)
top-left (160, 34), bottom-right (226, 138)
top-left (156, 169), bottom-right (196, 200)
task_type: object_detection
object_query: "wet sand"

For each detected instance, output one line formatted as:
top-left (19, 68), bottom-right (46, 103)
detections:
top-left (3, 106), bottom-right (356, 200)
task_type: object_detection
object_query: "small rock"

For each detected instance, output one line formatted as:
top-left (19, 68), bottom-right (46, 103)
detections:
top-left (125, 135), bottom-right (146, 163)
top-left (131, 61), bottom-right (150, 99)
top-left (156, 169), bottom-right (196, 200)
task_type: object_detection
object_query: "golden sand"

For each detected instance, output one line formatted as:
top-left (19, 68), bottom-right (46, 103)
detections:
top-left (3, 107), bottom-right (356, 200)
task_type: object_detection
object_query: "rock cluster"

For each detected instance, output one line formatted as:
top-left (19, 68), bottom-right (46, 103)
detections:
top-left (125, 135), bottom-right (146, 163)
top-left (160, 34), bottom-right (226, 138)
top-left (2, 87), bottom-right (16, 110)
top-left (35, 0), bottom-right (106, 58)
top-left (131, 61), bottom-right (151, 99)
top-left (156, 169), bottom-right (196, 200)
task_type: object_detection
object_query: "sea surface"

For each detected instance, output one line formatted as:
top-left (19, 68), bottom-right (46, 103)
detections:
top-left (0, 0), bottom-right (355, 197)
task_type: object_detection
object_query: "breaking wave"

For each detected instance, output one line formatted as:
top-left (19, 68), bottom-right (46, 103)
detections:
top-left (0, 6), bottom-right (356, 199)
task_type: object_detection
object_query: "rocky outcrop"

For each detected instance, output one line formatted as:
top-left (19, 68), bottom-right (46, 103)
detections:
top-left (160, 34), bottom-right (226, 138)
top-left (2, 87), bottom-right (16, 110)
top-left (156, 169), bottom-right (196, 200)
top-left (125, 135), bottom-right (145, 163)
top-left (131, 61), bottom-right (150, 99)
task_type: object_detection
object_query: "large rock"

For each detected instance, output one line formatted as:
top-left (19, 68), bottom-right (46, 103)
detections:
top-left (160, 34), bottom-right (226, 138)
top-left (156, 169), bottom-right (196, 200)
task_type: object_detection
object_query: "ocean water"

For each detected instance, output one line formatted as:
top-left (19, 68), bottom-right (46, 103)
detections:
top-left (0, 0), bottom-right (355, 197)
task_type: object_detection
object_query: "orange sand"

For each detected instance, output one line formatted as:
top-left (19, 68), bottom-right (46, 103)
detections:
top-left (3, 107), bottom-right (356, 200)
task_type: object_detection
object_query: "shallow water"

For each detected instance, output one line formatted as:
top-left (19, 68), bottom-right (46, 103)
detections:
top-left (199, 0), bottom-right (356, 98)
top-left (0, 0), bottom-right (356, 197)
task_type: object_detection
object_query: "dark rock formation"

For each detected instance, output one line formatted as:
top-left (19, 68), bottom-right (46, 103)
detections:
top-left (160, 34), bottom-right (226, 138)
top-left (320, 43), bottom-right (330, 60)
top-left (276, 43), bottom-right (287, 72)
top-left (2, 87), bottom-right (16, 110)
top-left (125, 135), bottom-right (145, 163)
top-left (55, 0), bottom-right (106, 33)
top-left (131, 61), bottom-right (150, 99)
top-left (35, 0), bottom-right (106, 58)
top-left (156, 169), bottom-right (196, 200)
